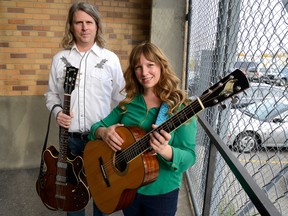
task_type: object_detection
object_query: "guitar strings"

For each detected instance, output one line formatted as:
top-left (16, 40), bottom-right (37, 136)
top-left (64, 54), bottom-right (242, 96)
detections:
top-left (101, 78), bottom-right (235, 174)
top-left (100, 88), bottom-right (218, 173)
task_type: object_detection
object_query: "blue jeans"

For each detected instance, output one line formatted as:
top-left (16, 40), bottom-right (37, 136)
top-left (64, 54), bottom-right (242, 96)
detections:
top-left (67, 136), bottom-right (108, 216)
top-left (67, 202), bottom-right (107, 216)
top-left (122, 189), bottom-right (179, 216)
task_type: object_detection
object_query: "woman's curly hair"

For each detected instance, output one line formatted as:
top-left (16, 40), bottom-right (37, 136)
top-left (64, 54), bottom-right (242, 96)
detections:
top-left (61, 2), bottom-right (105, 49)
top-left (119, 41), bottom-right (190, 114)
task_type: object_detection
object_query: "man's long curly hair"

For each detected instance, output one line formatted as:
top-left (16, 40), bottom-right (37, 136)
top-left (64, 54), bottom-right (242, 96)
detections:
top-left (61, 2), bottom-right (105, 49)
top-left (119, 42), bottom-right (190, 114)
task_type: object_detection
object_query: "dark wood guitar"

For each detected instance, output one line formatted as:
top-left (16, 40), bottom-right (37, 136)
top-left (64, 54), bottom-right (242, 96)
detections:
top-left (36, 65), bottom-right (90, 211)
top-left (83, 69), bottom-right (250, 214)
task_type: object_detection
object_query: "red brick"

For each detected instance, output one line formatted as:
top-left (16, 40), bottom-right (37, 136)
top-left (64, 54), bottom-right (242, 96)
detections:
top-left (0, 65), bottom-right (7, 69)
top-left (36, 80), bottom-right (48, 85)
top-left (17, 25), bottom-right (33, 30)
top-left (20, 70), bottom-right (36, 75)
top-left (10, 53), bottom-right (27, 58)
top-left (7, 8), bottom-right (24, 13)
top-left (0, 43), bottom-right (9, 47)
top-left (12, 86), bottom-right (28, 91)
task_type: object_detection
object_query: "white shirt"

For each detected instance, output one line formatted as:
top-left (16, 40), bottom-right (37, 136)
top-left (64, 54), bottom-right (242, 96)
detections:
top-left (45, 43), bottom-right (125, 132)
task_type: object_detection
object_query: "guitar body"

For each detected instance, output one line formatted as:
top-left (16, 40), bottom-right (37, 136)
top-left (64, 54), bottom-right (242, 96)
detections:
top-left (36, 145), bottom-right (90, 212)
top-left (83, 126), bottom-right (159, 214)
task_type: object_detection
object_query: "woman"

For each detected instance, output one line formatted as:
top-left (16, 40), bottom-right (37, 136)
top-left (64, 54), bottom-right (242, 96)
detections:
top-left (88, 41), bottom-right (197, 216)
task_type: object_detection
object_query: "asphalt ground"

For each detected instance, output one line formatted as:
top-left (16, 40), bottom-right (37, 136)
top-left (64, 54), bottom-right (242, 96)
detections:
top-left (0, 168), bottom-right (194, 216)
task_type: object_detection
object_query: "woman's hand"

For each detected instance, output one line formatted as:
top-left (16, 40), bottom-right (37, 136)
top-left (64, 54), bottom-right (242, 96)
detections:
top-left (95, 124), bottom-right (124, 152)
top-left (57, 111), bottom-right (74, 128)
top-left (149, 124), bottom-right (173, 161)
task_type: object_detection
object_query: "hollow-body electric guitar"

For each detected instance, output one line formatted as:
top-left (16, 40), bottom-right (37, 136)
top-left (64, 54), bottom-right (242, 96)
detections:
top-left (83, 69), bottom-right (250, 214)
top-left (36, 64), bottom-right (90, 211)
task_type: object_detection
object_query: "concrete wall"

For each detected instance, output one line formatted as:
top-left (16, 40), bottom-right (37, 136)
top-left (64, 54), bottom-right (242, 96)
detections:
top-left (0, 0), bottom-right (187, 170)
top-left (0, 96), bottom-right (59, 169)
top-left (151, 0), bottom-right (187, 82)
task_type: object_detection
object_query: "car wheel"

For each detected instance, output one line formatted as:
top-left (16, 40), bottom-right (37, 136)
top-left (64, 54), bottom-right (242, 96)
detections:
top-left (233, 132), bottom-right (258, 153)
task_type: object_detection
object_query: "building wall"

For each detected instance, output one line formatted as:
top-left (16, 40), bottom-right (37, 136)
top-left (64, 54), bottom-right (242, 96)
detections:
top-left (0, 0), bottom-right (187, 169)
top-left (0, 0), bottom-right (151, 96)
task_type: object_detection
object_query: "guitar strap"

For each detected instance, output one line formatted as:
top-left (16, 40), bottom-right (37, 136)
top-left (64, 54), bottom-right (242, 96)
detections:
top-left (38, 104), bottom-right (62, 176)
top-left (155, 102), bottom-right (169, 125)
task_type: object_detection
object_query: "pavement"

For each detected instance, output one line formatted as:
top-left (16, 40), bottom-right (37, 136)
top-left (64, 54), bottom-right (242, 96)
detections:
top-left (0, 168), bottom-right (194, 216)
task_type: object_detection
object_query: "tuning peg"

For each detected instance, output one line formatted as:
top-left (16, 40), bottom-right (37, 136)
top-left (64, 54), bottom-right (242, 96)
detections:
top-left (218, 75), bottom-right (223, 80)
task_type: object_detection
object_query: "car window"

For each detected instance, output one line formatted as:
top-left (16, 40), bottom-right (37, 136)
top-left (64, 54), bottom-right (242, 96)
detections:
top-left (243, 99), bottom-right (288, 121)
top-left (234, 61), bottom-right (257, 69)
top-left (237, 85), bottom-right (285, 100)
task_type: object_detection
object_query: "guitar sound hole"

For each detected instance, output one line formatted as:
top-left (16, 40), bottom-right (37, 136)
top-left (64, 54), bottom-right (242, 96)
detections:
top-left (114, 151), bottom-right (127, 172)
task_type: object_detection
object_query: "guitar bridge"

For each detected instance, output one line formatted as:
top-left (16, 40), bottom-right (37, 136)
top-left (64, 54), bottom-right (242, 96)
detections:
top-left (99, 157), bottom-right (110, 187)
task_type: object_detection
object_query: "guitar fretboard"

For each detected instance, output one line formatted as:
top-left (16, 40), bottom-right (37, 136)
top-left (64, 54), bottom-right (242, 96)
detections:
top-left (121, 98), bottom-right (203, 163)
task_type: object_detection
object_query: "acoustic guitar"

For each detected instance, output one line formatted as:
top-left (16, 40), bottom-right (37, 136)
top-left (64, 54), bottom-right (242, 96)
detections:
top-left (83, 69), bottom-right (249, 214)
top-left (36, 63), bottom-right (90, 211)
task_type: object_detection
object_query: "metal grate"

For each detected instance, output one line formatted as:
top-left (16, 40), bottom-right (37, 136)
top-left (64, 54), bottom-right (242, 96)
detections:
top-left (186, 0), bottom-right (288, 215)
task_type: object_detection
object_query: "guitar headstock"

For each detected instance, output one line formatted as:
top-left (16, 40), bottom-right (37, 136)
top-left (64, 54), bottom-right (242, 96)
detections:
top-left (200, 69), bottom-right (249, 108)
top-left (63, 66), bottom-right (79, 95)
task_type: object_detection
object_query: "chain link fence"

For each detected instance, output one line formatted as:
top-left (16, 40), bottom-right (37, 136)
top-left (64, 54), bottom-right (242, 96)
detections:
top-left (186, 0), bottom-right (288, 215)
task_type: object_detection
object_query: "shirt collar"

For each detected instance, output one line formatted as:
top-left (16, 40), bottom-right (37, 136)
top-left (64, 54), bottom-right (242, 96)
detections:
top-left (70, 43), bottom-right (102, 57)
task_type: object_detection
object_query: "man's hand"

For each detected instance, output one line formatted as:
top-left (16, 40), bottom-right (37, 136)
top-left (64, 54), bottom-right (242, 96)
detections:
top-left (56, 111), bottom-right (74, 128)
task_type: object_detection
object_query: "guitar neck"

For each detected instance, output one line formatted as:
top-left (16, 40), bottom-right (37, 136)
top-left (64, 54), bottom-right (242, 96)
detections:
top-left (58, 94), bottom-right (71, 162)
top-left (123, 98), bottom-right (204, 162)
top-left (158, 97), bottom-right (204, 133)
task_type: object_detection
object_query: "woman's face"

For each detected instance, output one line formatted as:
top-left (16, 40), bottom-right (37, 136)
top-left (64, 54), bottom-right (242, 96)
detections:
top-left (134, 54), bottom-right (161, 92)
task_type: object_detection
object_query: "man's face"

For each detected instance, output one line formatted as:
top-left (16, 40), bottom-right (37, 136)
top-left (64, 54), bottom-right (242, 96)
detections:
top-left (72, 10), bottom-right (97, 50)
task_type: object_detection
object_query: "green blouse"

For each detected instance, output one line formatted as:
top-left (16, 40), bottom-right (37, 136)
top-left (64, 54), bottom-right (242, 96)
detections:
top-left (89, 95), bottom-right (197, 196)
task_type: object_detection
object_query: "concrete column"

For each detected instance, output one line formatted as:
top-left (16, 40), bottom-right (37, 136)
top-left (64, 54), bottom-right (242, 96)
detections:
top-left (150, 0), bottom-right (187, 84)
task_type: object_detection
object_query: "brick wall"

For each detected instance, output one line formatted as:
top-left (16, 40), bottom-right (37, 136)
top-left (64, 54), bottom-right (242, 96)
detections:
top-left (0, 0), bottom-right (151, 96)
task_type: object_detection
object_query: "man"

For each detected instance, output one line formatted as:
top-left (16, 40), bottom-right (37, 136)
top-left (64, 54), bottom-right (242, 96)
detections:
top-left (45, 2), bottom-right (125, 216)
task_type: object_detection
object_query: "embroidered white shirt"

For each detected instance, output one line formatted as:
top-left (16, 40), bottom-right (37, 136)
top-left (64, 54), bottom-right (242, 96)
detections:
top-left (45, 43), bottom-right (125, 132)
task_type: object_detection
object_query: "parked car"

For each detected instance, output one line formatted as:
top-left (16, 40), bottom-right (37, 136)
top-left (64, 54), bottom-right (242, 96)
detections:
top-left (247, 67), bottom-right (264, 81)
top-left (231, 83), bottom-right (286, 109)
top-left (227, 98), bottom-right (288, 153)
top-left (273, 68), bottom-right (288, 86)
top-left (260, 68), bottom-right (278, 84)
top-left (233, 61), bottom-right (263, 81)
